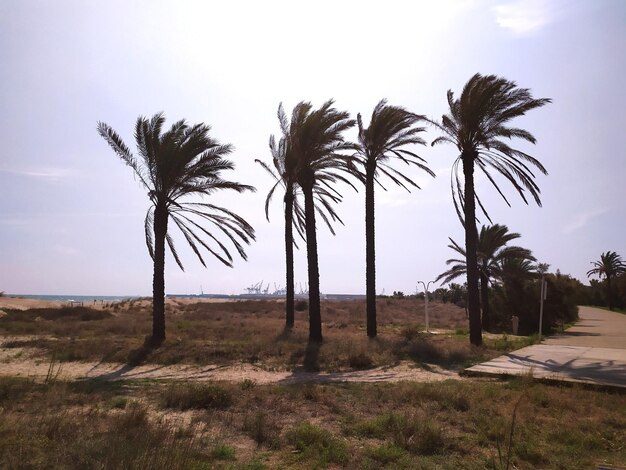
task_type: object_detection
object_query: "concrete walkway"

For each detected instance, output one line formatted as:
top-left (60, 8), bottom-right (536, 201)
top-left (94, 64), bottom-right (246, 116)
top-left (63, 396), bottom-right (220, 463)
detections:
top-left (465, 306), bottom-right (626, 388)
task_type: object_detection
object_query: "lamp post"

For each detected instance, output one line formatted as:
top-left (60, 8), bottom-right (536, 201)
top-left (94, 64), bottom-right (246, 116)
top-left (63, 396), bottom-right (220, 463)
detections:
top-left (539, 276), bottom-right (547, 338)
top-left (536, 263), bottom-right (550, 339)
top-left (417, 280), bottom-right (435, 333)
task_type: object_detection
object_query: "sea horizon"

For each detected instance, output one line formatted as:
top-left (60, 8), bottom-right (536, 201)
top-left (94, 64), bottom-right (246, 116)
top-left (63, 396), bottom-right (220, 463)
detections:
top-left (4, 293), bottom-right (368, 302)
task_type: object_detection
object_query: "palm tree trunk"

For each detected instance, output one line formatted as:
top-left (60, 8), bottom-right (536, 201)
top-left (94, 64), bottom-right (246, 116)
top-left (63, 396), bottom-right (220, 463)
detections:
top-left (302, 182), bottom-right (322, 342)
top-left (152, 203), bottom-right (168, 346)
top-left (607, 275), bottom-right (613, 311)
top-left (480, 271), bottom-right (490, 332)
top-left (365, 165), bottom-right (377, 338)
top-left (463, 155), bottom-right (482, 346)
top-left (284, 189), bottom-right (295, 329)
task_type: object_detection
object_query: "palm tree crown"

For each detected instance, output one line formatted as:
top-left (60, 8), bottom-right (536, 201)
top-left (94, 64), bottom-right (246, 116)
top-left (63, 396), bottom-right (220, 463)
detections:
top-left (437, 224), bottom-right (535, 285)
top-left (430, 73), bottom-right (552, 222)
top-left (353, 99), bottom-right (434, 337)
top-left (587, 251), bottom-right (626, 280)
top-left (587, 251), bottom-right (626, 311)
top-left (355, 100), bottom-right (433, 190)
top-left (98, 113), bottom-right (255, 344)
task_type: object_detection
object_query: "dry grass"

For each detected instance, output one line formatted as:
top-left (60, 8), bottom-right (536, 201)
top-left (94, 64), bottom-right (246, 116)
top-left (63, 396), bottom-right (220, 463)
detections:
top-left (0, 376), bottom-right (623, 469)
top-left (0, 299), bottom-right (622, 468)
top-left (0, 298), bottom-right (516, 372)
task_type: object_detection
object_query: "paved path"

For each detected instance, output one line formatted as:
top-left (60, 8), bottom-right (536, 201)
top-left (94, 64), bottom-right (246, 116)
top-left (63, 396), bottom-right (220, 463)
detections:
top-left (465, 306), bottom-right (626, 388)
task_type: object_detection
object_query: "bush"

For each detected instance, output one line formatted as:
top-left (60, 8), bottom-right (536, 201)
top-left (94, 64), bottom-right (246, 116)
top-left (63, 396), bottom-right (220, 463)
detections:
top-left (366, 442), bottom-right (406, 464)
top-left (211, 443), bottom-right (236, 460)
top-left (161, 383), bottom-right (233, 410)
top-left (0, 307), bottom-right (112, 322)
top-left (348, 352), bottom-right (373, 370)
top-left (490, 273), bottom-right (580, 335)
top-left (294, 300), bottom-right (308, 311)
top-left (288, 422), bottom-right (348, 465)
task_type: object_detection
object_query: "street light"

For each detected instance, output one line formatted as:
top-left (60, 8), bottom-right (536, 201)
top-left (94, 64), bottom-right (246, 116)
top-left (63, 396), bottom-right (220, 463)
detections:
top-left (536, 263), bottom-right (550, 339)
top-left (417, 280), bottom-right (435, 332)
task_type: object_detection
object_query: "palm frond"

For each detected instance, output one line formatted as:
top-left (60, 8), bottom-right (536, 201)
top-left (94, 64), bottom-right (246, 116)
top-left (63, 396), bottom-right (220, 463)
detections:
top-left (99, 113), bottom-right (255, 271)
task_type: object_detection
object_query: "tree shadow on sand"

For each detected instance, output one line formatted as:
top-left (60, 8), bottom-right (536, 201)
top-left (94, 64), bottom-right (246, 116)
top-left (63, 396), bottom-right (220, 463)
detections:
top-left (303, 341), bottom-right (321, 372)
top-left (126, 337), bottom-right (159, 367)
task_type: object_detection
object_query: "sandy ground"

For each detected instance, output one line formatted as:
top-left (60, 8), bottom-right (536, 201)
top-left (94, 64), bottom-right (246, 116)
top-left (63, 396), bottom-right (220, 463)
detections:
top-left (0, 341), bottom-right (461, 385)
top-left (0, 296), bottom-right (239, 312)
top-left (0, 296), bottom-right (464, 385)
top-left (0, 296), bottom-right (65, 310)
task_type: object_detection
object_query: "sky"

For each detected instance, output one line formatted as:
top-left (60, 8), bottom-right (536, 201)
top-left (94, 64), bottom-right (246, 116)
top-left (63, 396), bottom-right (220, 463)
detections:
top-left (1, 0), bottom-right (625, 296)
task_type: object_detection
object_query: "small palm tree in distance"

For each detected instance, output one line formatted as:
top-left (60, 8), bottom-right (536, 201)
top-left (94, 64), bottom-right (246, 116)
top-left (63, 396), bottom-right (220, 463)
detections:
top-left (587, 251), bottom-right (626, 311)
top-left (437, 224), bottom-right (535, 331)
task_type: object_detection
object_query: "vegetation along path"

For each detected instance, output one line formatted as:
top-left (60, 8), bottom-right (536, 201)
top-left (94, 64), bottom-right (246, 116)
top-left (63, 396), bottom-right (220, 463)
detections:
top-left (466, 306), bottom-right (626, 388)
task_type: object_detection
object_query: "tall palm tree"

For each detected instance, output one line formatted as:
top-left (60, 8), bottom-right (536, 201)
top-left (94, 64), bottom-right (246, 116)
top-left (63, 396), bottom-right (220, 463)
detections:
top-left (98, 113), bottom-right (255, 346)
top-left (428, 73), bottom-right (551, 346)
top-left (285, 100), bottom-right (355, 342)
top-left (256, 105), bottom-right (347, 330)
top-left (436, 224), bottom-right (535, 331)
top-left (256, 110), bottom-right (299, 329)
top-left (587, 251), bottom-right (626, 311)
top-left (353, 99), bottom-right (434, 338)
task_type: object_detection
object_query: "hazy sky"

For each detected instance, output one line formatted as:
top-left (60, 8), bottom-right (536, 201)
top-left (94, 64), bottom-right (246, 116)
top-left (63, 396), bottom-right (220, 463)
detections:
top-left (1, 0), bottom-right (624, 296)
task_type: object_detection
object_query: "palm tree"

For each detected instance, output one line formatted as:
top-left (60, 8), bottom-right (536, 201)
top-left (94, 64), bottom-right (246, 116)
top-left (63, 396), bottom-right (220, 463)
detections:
top-left (256, 110), bottom-right (299, 329)
top-left (437, 224), bottom-right (535, 331)
top-left (97, 113), bottom-right (255, 346)
top-left (428, 73), bottom-right (551, 346)
top-left (353, 99), bottom-right (434, 338)
top-left (499, 256), bottom-right (538, 320)
top-left (284, 100), bottom-right (355, 342)
top-left (587, 251), bottom-right (626, 311)
top-left (256, 105), bottom-right (347, 330)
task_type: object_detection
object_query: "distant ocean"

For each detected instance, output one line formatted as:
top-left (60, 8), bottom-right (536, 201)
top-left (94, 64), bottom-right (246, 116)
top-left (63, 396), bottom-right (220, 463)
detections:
top-left (7, 293), bottom-right (366, 303)
top-left (7, 294), bottom-right (138, 303)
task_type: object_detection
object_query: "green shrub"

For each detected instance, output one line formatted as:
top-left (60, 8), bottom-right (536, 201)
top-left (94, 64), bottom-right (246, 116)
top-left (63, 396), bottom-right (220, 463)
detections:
top-left (288, 422), bottom-right (348, 466)
top-left (211, 443), bottom-right (236, 460)
top-left (366, 442), bottom-right (406, 464)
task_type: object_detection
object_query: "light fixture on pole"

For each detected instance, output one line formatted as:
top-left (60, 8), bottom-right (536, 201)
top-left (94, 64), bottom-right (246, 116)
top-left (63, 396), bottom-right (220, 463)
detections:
top-left (417, 280), bottom-right (435, 333)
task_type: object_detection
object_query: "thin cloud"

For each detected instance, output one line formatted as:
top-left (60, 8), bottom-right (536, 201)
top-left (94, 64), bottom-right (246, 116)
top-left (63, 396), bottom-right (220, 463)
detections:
top-left (562, 208), bottom-right (609, 235)
top-left (493, 0), bottom-right (553, 35)
top-left (0, 166), bottom-right (78, 180)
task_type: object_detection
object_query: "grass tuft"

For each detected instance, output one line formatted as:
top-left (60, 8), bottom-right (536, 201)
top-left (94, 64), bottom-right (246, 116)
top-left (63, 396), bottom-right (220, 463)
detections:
top-left (288, 422), bottom-right (348, 466)
top-left (161, 383), bottom-right (233, 410)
